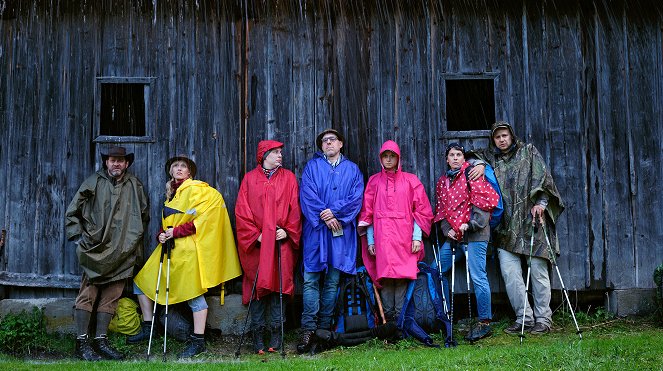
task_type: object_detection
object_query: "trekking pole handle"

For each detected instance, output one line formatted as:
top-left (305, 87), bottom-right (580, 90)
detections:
top-left (164, 226), bottom-right (174, 254)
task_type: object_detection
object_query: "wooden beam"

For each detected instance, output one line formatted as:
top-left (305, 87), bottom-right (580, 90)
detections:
top-left (0, 272), bottom-right (80, 289)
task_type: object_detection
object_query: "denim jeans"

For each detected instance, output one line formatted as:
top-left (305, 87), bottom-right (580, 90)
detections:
top-left (439, 241), bottom-right (492, 321)
top-left (497, 248), bottom-right (552, 327)
top-left (301, 268), bottom-right (341, 331)
top-left (249, 292), bottom-right (283, 330)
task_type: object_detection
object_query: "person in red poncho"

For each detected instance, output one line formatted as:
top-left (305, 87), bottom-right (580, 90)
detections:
top-left (434, 143), bottom-right (500, 342)
top-left (235, 140), bottom-right (302, 354)
top-left (359, 140), bottom-right (433, 322)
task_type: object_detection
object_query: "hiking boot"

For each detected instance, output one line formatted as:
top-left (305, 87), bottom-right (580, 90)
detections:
top-left (465, 322), bottom-right (493, 342)
top-left (178, 334), bottom-right (206, 359)
top-left (75, 337), bottom-right (102, 361)
top-left (529, 323), bottom-right (550, 335)
top-left (296, 330), bottom-right (314, 354)
top-left (252, 327), bottom-right (265, 354)
top-left (93, 335), bottom-right (125, 360)
top-left (268, 326), bottom-right (282, 353)
top-left (371, 321), bottom-right (398, 340)
top-left (504, 321), bottom-right (532, 334)
top-left (126, 321), bottom-right (152, 344)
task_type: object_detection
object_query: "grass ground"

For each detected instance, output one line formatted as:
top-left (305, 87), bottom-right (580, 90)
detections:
top-left (1, 309), bottom-right (662, 370)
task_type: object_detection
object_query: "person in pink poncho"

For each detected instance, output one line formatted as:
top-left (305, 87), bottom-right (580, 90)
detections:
top-left (359, 140), bottom-right (433, 322)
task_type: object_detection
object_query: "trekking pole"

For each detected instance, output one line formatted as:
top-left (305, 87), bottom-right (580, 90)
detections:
top-left (449, 241), bottom-right (456, 345)
top-left (432, 223), bottom-right (449, 315)
top-left (162, 235), bottom-right (173, 362)
top-left (519, 221), bottom-right (537, 344)
top-left (463, 241), bottom-right (475, 342)
top-left (235, 266), bottom-right (260, 357)
top-left (276, 239), bottom-right (286, 359)
top-left (372, 284), bottom-right (386, 324)
top-left (147, 227), bottom-right (172, 360)
top-left (540, 219), bottom-right (582, 339)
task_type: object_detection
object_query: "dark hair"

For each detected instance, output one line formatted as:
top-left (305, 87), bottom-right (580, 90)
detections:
top-left (445, 142), bottom-right (465, 157)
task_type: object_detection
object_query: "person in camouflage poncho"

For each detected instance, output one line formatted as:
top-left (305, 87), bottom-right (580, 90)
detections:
top-left (468, 121), bottom-right (564, 335)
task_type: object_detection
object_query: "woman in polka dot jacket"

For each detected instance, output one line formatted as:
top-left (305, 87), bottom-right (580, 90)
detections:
top-left (433, 143), bottom-right (500, 343)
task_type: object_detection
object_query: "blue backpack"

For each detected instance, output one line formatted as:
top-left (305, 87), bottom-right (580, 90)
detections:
top-left (465, 163), bottom-right (503, 229)
top-left (397, 262), bottom-right (454, 347)
top-left (334, 267), bottom-right (380, 333)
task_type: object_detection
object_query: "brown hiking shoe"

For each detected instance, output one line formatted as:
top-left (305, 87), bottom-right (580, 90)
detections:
top-left (529, 323), bottom-right (550, 335)
top-left (504, 321), bottom-right (532, 334)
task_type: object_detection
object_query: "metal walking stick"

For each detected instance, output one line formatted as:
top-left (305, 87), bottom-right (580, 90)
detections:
top-left (463, 242), bottom-right (475, 342)
top-left (520, 221), bottom-right (537, 344)
top-left (235, 266), bottom-right (260, 357)
top-left (541, 219), bottom-right (582, 339)
top-left (449, 241), bottom-right (457, 345)
top-left (432, 223), bottom-right (449, 315)
top-left (162, 236), bottom-right (173, 362)
top-left (276, 239), bottom-right (286, 358)
top-left (147, 227), bottom-right (172, 360)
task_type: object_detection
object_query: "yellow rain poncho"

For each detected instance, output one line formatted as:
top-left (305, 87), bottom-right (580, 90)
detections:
top-left (134, 179), bottom-right (241, 304)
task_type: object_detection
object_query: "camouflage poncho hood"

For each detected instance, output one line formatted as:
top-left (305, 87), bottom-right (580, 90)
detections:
top-left (473, 121), bottom-right (565, 260)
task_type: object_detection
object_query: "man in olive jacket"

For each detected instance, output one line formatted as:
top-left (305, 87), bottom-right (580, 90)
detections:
top-left (65, 146), bottom-right (149, 361)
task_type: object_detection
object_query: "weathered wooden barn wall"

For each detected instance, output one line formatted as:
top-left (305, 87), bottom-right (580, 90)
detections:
top-left (0, 0), bottom-right (661, 300)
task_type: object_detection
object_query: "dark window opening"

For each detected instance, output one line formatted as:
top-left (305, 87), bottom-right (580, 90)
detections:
top-left (100, 83), bottom-right (146, 136)
top-left (445, 79), bottom-right (495, 131)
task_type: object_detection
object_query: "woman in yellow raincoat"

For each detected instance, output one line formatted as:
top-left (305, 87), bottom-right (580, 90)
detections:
top-left (131, 155), bottom-right (241, 358)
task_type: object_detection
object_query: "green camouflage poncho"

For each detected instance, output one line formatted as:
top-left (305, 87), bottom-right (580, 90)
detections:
top-left (471, 124), bottom-right (564, 261)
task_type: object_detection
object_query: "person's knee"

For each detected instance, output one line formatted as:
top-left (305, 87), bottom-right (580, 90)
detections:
top-left (188, 296), bottom-right (208, 312)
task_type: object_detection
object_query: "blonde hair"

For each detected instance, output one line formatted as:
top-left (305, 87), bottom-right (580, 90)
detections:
top-left (165, 160), bottom-right (191, 200)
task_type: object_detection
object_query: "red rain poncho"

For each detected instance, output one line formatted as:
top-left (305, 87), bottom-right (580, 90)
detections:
top-left (235, 140), bottom-right (302, 304)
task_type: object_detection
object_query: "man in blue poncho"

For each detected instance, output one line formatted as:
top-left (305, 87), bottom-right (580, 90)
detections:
top-left (297, 129), bottom-right (364, 353)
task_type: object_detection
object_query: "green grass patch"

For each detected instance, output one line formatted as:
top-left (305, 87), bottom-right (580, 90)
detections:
top-left (0, 310), bottom-right (661, 370)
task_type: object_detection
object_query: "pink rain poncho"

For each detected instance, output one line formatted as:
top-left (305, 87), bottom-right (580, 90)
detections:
top-left (359, 140), bottom-right (433, 283)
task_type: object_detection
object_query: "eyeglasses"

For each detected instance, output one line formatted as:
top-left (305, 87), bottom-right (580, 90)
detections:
top-left (321, 136), bottom-right (338, 143)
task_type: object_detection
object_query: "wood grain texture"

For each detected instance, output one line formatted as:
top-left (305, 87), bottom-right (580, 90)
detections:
top-left (0, 0), bottom-right (661, 298)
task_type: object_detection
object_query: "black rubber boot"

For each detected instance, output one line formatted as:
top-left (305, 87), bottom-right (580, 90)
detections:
top-left (252, 327), bottom-right (266, 354)
top-left (126, 321), bottom-right (152, 344)
top-left (93, 335), bottom-right (125, 360)
top-left (178, 334), bottom-right (206, 359)
top-left (75, 336), bottom-right (102, 361)
top-left (268, 326), bottom-right (282, 352)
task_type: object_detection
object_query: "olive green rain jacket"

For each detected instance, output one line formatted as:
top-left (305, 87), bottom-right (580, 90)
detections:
top-left (65, 169), bottom-right (149, 284)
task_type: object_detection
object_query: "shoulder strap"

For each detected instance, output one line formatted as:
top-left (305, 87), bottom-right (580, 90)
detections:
top-left (357, 272), bottom-right (380, 317)
top-left (464, 166), bottom-right (473, 192)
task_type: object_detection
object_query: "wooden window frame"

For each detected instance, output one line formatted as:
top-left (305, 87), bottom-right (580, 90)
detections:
top-left (93, 76), bottom-right (156, 143)
top-left (441, 72), bottom-right (498, 139)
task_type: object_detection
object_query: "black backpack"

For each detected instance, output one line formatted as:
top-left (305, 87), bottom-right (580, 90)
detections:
top-left (159, 303), bottom-right (193, 342)
top-left (334, 267), bottom-right (381, 333)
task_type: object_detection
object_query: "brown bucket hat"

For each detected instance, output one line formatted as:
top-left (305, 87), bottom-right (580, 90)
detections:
top-left (101, 146), bottom-right (134, 168)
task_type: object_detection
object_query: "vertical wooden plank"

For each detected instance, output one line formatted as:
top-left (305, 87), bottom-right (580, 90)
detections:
top-left (595, 1), bottom-right (636, 290)
top-left (625, 1), bottom-right (663, 289)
